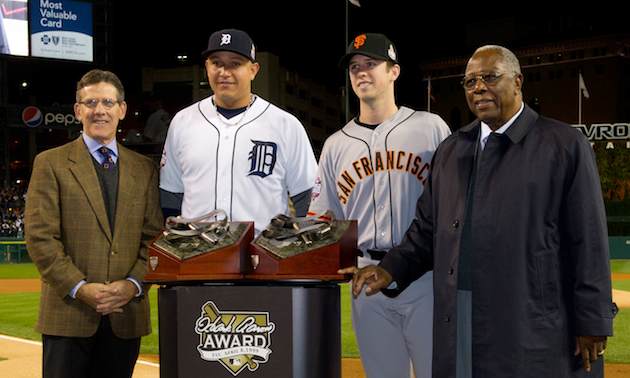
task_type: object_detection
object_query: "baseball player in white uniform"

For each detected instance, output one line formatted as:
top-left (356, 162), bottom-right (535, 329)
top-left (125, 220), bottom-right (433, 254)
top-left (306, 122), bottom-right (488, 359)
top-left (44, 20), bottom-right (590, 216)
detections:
top-left (160, 29), bottom-right (317, 234)
top-left (309, 33), bottom-right (451, 378)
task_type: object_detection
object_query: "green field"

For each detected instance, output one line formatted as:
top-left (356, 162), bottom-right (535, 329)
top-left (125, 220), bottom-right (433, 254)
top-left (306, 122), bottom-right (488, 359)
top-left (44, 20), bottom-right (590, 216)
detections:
top-left (0, 263), bottom-right (40, 279)
top-left (612, 260), bottom-right (630, 274)
top-left (0, 263), bottom-right (359, 357)
top-left (614, 280), bottom-right (630, 292)
top-left (1, 262), bottom-right (628, 362)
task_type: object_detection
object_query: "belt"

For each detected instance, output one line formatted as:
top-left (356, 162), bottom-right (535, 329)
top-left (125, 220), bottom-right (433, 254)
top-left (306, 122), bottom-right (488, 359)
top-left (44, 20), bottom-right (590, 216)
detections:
top-left (360, 249), bottom-right (387, 261)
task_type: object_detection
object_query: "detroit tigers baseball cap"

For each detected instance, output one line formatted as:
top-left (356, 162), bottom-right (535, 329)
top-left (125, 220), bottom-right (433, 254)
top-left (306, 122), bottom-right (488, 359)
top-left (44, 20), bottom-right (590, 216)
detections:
top-left (201, 29), bottom-right (256, 62)
top-left (339, 33), bottom-right (399, 67)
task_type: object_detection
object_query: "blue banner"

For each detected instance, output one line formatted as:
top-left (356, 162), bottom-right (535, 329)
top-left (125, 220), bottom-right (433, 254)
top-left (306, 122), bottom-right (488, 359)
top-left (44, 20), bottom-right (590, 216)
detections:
top-left (30, 0), bottom-right (92, 61)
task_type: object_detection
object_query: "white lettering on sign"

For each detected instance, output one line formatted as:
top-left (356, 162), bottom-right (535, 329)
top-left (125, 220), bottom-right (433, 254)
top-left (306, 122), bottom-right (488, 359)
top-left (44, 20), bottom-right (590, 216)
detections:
top-left (573, 123), bottom-right (630, 140)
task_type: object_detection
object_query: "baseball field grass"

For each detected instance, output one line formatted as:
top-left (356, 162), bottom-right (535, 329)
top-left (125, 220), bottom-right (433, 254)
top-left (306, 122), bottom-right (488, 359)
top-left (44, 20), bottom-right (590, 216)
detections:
top-left (0, 263), bottom-right (39, 279)
top-left (611, 260), bottom-right (630, 274)
top-left (0, 262), bottom-right (627, 361)
top-left (0, 263), bottom-right (360, 357)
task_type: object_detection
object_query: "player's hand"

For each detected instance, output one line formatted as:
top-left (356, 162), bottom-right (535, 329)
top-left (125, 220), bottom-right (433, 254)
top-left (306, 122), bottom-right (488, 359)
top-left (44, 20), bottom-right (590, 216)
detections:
top-left (347, 265), bottom-right (392, 298)
top-left (574, 335), bottom-right (607, 372)
top-left (94, 280), bottom-right (137, 315)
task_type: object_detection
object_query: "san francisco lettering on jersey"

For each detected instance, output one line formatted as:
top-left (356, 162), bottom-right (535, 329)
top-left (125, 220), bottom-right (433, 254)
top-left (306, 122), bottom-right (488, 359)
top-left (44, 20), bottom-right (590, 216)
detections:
top-left (337, 149), bottom-right (430, 204)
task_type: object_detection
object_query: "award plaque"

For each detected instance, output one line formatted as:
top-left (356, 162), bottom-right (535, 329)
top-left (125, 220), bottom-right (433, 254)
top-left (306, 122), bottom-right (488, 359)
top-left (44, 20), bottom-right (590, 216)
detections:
top-left (145, 210), bottom-right (254, 282)
top-left (247, 212), bottom-right (358, 280)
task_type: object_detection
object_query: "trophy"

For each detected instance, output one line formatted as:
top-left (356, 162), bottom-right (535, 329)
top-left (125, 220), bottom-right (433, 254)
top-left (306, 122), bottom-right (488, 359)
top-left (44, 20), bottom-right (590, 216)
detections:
top-left (145, 209), bottom-right (254, 282)
top-left (248, 211), bottom-right (358, 280)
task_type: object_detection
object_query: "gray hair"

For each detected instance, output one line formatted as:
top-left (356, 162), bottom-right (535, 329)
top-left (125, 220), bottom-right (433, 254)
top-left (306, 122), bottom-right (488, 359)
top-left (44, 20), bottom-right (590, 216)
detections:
top-left (472, 45), bottom-right (522, 76)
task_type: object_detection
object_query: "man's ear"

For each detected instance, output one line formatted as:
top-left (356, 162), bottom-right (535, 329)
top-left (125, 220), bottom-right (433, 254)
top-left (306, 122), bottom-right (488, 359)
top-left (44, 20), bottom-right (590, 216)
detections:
top-left (118, 100), bottom-right (128, 120)
top-left (74, 102), bottom-right (83, 121)
top-left (514, 73), bottom-right (523, 91)
top-left (250, 62), bottom-right (260, 80)
top-left (391, 64), bottom-right (401, 82)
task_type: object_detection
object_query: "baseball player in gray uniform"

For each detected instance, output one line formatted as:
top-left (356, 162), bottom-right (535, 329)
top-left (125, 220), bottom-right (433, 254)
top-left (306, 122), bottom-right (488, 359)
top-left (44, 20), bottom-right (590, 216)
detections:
top-left (309, 33), bottom-right (450, 378)
top-left (160, 29), bottom-right (317, 233)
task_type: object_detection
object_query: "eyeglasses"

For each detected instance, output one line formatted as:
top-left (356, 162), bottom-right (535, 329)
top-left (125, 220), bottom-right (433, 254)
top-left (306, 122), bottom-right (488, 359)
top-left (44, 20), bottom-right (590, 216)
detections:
top-left (461, 73), bottom-right (505, 90)
top-left (78, 98), bottom-right (121, 109)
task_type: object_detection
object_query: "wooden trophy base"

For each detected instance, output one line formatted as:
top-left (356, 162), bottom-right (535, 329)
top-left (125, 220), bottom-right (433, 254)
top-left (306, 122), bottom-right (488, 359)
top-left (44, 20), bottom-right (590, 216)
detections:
top-left (145, 222), bottom-right (254, 283)
top-left (247, 220), bottom-right (358, 281)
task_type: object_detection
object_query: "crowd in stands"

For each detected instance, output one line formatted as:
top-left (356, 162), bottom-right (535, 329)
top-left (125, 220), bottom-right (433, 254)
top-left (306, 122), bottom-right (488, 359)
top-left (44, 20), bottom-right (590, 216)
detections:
top-left (1, 184), bottom-right (26, 238)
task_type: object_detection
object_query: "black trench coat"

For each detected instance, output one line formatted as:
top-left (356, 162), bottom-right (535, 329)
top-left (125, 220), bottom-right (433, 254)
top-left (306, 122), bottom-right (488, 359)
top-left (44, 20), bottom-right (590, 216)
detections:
top-left (381, 105), bottom-right (615, 378)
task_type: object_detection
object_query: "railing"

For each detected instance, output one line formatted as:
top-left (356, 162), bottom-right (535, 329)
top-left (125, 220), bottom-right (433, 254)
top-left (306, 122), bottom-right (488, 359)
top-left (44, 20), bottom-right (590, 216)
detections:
top-left (609, 236), bottom-right (630, 259)
top-left (0, 236), bottom-right (627, 263)
top-left (0, 239), bottom-right (29, 263)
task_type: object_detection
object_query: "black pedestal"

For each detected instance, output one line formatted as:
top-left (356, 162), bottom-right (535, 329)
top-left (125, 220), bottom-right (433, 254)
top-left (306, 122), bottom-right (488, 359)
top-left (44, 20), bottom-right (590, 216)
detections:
top-left (158, 283), bottom-right (341, 378)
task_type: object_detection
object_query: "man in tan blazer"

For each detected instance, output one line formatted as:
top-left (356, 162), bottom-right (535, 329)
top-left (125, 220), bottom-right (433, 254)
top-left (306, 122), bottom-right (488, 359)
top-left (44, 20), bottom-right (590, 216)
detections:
top-left (25, 69), bottom-right (163, 378)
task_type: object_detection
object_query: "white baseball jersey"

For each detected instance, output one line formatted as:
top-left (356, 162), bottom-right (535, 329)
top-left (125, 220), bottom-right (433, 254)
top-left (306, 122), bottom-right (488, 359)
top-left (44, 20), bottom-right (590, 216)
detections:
top-left (309, 106), bottom-right (451, 253)
top-left (160, 95), bottom-right (317, 234)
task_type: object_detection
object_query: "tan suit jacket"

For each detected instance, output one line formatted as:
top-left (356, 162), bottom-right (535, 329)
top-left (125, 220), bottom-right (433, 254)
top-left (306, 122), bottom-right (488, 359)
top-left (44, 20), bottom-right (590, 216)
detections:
top-left (25, 137), bottom-right (163, 338)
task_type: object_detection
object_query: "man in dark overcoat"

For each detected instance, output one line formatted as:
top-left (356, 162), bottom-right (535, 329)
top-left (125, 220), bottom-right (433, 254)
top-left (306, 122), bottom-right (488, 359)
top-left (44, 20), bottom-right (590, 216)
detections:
top-left (350, 45), bottom-right (616, 378)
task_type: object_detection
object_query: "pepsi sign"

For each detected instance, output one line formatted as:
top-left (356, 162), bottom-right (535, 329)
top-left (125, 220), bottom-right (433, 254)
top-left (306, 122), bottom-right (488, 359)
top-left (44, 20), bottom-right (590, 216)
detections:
top-left (21, 106), bottom-right (81, 128)
top-left (22, 106), bottom-right (43, 128)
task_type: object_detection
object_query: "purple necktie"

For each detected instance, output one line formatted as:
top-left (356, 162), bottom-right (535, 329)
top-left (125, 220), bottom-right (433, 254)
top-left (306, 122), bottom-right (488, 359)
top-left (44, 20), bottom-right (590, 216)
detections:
top-left (97, 147), bottom-right (115, 169)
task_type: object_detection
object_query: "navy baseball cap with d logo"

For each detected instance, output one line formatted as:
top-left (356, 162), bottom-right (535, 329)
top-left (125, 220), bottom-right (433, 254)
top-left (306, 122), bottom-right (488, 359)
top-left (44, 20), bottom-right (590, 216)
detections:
top-left (339, 33), bottom-right (398, 66)
top-left (201, 29), bottom-right (256, 61)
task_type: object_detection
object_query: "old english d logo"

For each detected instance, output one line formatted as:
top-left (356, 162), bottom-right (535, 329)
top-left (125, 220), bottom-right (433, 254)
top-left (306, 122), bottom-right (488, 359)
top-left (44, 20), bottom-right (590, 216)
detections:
top-left (248, 140), bottom-right (277, 178)
top-left (195, 301), bottom-right (275, 375)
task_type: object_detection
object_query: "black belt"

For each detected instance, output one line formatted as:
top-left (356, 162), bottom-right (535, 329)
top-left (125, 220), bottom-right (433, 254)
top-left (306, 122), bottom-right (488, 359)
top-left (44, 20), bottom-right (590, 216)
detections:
top-left (360, 249), bottom-right (387, 261)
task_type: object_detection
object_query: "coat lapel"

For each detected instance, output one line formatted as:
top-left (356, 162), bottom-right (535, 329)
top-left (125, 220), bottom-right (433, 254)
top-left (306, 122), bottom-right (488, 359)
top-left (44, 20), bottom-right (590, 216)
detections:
top-left (112, 145), bottom-right (139, 243)
top-left (503, 105), bottom-right (539, 145)
top-left (453, 104), bottom-right (539, 204)
top-left (455, 121), bottom-right (479, 200)
top-left (68, 138), bottom-right (113, 243)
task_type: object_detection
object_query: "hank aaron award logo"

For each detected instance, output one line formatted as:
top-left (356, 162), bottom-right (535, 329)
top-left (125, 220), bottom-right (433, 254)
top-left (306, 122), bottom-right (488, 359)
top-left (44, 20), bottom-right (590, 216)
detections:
top-left (195, 301), bottom-right (275, 376)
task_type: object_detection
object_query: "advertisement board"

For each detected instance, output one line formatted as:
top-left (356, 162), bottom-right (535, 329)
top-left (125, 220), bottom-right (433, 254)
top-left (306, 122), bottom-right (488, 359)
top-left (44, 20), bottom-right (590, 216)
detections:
top-left (0, 0), bottom-right (29, 56)
top-left (29, 0), bottom-right (92, 62)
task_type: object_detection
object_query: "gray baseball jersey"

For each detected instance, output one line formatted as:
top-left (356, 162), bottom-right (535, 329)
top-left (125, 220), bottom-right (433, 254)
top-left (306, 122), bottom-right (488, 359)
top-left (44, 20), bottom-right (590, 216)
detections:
top-left (309, 106), bottom-right (450, 378)
top-left (160, 95), bottom-right (317, 235)
top-left (309, 106), bottom-right (450, 253)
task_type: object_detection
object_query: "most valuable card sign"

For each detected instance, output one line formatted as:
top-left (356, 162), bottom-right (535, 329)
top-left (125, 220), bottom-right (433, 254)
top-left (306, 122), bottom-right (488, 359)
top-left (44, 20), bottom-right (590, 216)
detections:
top-left (30, 0), bottom-right (92, 62)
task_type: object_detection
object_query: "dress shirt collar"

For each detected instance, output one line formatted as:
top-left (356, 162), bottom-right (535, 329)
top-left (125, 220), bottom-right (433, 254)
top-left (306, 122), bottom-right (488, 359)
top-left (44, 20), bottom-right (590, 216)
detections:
top-left (82, 133), bottom-right (118, 164)
top-left (479, 102), bottom-right (524, 149)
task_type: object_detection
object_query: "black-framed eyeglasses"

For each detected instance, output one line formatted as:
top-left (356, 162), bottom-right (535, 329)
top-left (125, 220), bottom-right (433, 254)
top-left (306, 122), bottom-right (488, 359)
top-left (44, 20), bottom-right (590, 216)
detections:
top-left (78, 98), bottom-right (121, 109)
top-left (461, 73), bottom-right (505, 90)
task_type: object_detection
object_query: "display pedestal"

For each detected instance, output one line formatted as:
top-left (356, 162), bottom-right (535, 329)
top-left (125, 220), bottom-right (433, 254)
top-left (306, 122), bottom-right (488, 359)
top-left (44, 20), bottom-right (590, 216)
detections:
top-left (157, 283), bottom-right (340, 378)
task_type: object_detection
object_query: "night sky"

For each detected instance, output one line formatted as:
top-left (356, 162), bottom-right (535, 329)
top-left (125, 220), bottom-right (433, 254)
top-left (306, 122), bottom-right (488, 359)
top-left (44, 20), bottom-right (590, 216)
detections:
top-left (7, 3), bottom-right (629, 110)
top-left (109, 3), bottom-right (628, 107)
